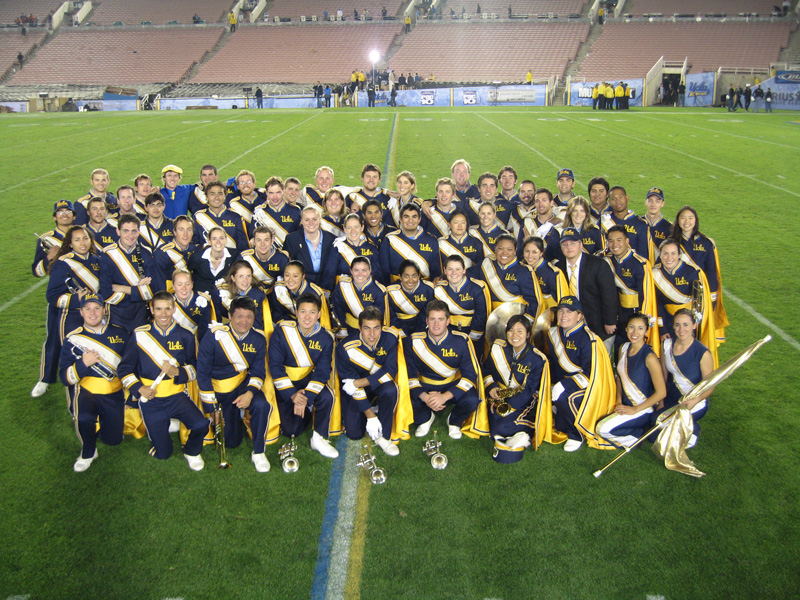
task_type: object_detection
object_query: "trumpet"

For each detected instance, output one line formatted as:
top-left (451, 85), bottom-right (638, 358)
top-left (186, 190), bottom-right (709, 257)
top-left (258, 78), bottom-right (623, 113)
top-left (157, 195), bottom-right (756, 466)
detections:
top-left (34, 232), bottom-right (59, 251)
top-left (356, 442), bottom-right (386, 484)
top-left (279, 435), bottom-right (299, 473)
top-left (65, 276), bottom-right (86, 295)
top-left (422, 430), bottom-right (448, 469)
top-left (67, 340), bottom-right (117, 381)
top-left (213, 403), bottom-right (231, 469)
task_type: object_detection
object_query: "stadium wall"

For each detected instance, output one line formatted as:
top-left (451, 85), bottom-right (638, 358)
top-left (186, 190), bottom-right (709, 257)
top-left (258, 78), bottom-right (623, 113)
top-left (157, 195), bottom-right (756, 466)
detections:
top-left (355, 85), bottom-right (550, 107)
top-left (569, 79), bottom-right (644, 107)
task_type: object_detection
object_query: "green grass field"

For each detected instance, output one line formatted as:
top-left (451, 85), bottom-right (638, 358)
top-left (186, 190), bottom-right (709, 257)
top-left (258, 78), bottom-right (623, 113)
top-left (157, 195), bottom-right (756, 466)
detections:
top-left (1, 106), bottom-right (798, 600)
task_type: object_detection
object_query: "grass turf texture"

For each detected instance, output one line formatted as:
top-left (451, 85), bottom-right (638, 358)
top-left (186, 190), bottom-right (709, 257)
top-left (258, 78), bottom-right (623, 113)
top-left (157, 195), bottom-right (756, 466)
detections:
top-left (0, 107), bottom-right (798, 600)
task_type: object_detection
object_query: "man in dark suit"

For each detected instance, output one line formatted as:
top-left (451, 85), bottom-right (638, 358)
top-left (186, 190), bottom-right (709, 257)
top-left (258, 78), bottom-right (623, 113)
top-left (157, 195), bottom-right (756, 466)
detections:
top-left (283, 206), bottom-right (337, 293)
top-left (555, 228), bottom-right (618, 354)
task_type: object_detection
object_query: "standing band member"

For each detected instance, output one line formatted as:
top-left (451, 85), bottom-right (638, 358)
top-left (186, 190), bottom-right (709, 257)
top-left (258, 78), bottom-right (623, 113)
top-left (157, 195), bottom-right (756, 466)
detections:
top-left (118, 292), bottom-right (209, 470)
top-left (268, 293), bottom-right (340, 458)
top-left (337, 307), bottom-right (414, 456)
top-left (59, 293), bottom-right (129, 472)
top-left (198, 297), bottom-right (277, 472)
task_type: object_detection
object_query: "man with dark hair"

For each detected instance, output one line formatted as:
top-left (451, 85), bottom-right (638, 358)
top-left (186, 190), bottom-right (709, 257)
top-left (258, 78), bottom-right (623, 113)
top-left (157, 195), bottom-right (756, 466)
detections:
top-left (600, 185), bottom-right (649, 260)
top-left (337, 306), bottom-right (413, 456)
top-left (198, 296), bottom-right (275, 472)
top-left (85, 196), bottom-right (118, 250)
top-left (192, 181), bottom-right (249, 253)
top-left (379, 203), bottom-right (440, 284)
top-left (348, 163), bottom-right (391, 215)
top-left (518, 187), bottom-right (562, 262)
top-left (75, 168), bottom-right (117, 226)
top-left (405, 300), bottom-right (486, 440)
top-left (253, 176), bottom-right (301, 248)
top-left (118, 291), bottom-right (208, 469)
top-left (188, 164), bottom-right (219, 215)
top-left (139, 192), bottom-right (174, 256)
top-left (554, 168), bottom-right (575, 207)
top-left (587, 176), bottom-right (611, 219)
top-left (268, 293), bottom-right (339, 458)
top-left (508, 179), bottom-right (536, 236)
top-left (153, 216), bottom-right (196, 293)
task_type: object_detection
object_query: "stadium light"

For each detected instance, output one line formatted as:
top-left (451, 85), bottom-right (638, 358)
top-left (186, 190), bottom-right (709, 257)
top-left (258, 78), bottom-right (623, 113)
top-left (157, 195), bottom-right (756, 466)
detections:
top-left (369, 50), bottom-right (380, 86)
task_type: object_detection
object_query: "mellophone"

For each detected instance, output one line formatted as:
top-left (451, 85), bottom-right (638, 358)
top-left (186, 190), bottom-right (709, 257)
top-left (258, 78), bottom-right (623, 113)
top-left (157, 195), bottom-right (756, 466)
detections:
top-left (66, 339), bottom-right (117, 381)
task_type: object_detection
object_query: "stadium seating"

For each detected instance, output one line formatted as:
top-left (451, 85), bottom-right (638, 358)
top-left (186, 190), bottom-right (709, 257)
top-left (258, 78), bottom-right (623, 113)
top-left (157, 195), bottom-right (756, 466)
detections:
top-left (0, 0), bottom-right (61, 25)
top-left (624, 0), bottom-right (781, 17)
top-left (89, 0), bottom-right (234, 26)
top-left (388, 22), bottom-right (589, 81)
top-left (267, 0), bottom-right (405, 21)
top-left (0, 30), bottom-right (47, 76)
top-left (7, 28), bottom-right (225, 85)
top-left (578, 22), bottom-right (796, 79)
top-left (444, 0), bottom-right (586, 18)
top-left (192, 25), bottom-right (402, 84)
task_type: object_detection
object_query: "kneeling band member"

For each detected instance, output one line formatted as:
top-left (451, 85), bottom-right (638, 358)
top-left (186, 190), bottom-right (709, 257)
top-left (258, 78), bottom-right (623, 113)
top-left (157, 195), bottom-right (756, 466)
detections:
top-left (336, 307), bottom-right (414, 456)
top-left (59, 293), bottom-right (128, 472)
top-left (268, 293), bottom-right (340, 458)
top-left (596, 312), bottom-right (666, 448)
top-left (198, 297), bottom-right (276, 472)
top-left (406, 300), bottom-right (488, 440)
top-left (547, 296), bottom-right (616, 452)
top-left (483, 314), bottom-right (553, 462)
top-left (118, 292), bottom-right (209, 470)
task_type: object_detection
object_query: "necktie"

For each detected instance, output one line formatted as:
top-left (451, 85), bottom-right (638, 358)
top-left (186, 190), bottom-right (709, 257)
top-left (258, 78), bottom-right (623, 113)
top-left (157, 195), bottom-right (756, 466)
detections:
top-left (569, 266), bottom-right (578, 297)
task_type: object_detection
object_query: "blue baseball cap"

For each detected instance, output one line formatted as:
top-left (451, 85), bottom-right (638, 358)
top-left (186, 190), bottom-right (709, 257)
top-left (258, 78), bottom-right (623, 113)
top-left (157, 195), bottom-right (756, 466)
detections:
top-left (80, 292), bottom-right (105, 307)
top-left (646, 187), bottom-right (664, 201)
top-left (53, 199), bottom-right (75, 214)
top-left (556, 295), bottom-right (583, 312)
top-left (557, 168), bottom-right (574, 181)
top-left (560, 227), bottom-right (581, 243)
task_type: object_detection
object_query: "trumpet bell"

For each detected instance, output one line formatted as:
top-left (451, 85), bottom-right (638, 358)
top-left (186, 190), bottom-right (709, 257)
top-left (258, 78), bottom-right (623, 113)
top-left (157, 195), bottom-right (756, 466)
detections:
top-left (282, 456), bottom-right (299, 473)
top-left (217, 460), bottom-right (231, 470)
top-left (430, 452), bottom-right (448, 470)
top-left (370, 467), bottom-right (387, 484)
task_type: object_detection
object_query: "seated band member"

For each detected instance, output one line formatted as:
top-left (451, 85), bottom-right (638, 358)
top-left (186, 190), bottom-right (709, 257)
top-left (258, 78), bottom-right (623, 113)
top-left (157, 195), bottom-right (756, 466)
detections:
top-left (596, 313), bottom-right (666, 448)
top-left (152, 215), bottom-right (197, 293)
top-left (100, 214), bottom-right (155, 334)
top-left (670, 205), bottom-right (728, 345)
top-left (187, 226), bottom-right (236, 294)
top-left (331, 256), bottom-right (388, 337)
top-left (604, 225), bottom-right (659, 360)
top-left (438, 209), bottom-right (484, 279)
top-left (649, 309), bottom-right (714, 449)
top-left (406, 300), bottom-right (488, 440)
top-left (226, 169), bottom-right (266, 224)
top-left (331, 213), bottom-right (383, 283)
top-left (379, 203), bottom-right (440, 285)
top-left (138, 192), bottom-right (174, 257)
top-left (192, 181), bottom-right (250, 254)
top-left (171, 269), bottom-right (215, 344)
top-left (652, 240), bottom-right (717, 367)
top-left (59, 293), bottom-right (128, 472)
top-left (337, 307), bottom-right (414, 456)
top-left (521, 236), bottom-right (568, 310)
top-left (386, 260), bottom-right (435, 338)
top-left (253, 176), bottom-right (301, 248)
top-left (46, 225), bottom-right (102, 353)
top-left (212, 260), bottom-right (272, 334)
top-left (547, 296), bottom-right (616, 452)
top-left (118, 292), bottom-right (209, 470)
top-left (470, 201), bottom-right (507, 260)
top-left (483, 315), bottom-right (554, 462)
top-left (284, 205), bottom-right (337, 294)
top-left (268, 293), bottom-right (340, 458)
top-left (434, 255), bottom-right (490, 359)
top-left (198, 297), bottom-right (276, 472)
top-left (237, 226), bottom-right (288, 293)
top-left (268, 260), bottom-right (332, 329)
top-left (479, 234), bottom-right (543, 322)
top-left (561, 195), bottom-right (605, 256)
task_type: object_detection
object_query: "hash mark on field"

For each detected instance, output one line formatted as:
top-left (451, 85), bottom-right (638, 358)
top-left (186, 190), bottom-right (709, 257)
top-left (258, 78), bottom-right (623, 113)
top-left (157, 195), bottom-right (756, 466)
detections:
top-left (777, 174), bottom-right (785, 179)
top-left (638, 174), bottom-right (646, 178)
top-left (5, 596), bottom-right (31, 600)
top-left (674, 174), bottom-right (681, 178)
top-left (646, 596), bottom-right (666, 600)
top-left (709, 175), bottom-right (717, 179)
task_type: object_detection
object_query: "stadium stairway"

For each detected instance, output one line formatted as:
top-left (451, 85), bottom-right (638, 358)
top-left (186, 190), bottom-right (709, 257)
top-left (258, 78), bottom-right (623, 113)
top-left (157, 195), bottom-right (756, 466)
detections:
top-left (778, 22), bottom-right (800, 65)
top-left (169, 28), bottom-right (230, 92)
top-left (549, 20), bottom-right (602, 105)
top-left (0, 29), bottom-right (53, 85)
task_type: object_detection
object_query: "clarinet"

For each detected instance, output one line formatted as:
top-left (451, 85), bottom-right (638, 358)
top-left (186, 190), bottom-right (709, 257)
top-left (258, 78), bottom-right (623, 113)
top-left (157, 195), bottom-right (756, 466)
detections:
top-left (132, 244), bottom-right (146, 279)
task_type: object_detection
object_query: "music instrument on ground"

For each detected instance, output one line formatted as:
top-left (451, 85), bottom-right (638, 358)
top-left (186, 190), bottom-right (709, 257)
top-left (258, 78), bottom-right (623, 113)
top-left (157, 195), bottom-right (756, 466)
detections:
top-left (356, 442), bottom-right (386, 484)
top-left (213, 403), bottom-right (231, 469)
top-left (279, 435), bottom-right (299, 473)
top-left (422, 430), bottom-right (448, 469)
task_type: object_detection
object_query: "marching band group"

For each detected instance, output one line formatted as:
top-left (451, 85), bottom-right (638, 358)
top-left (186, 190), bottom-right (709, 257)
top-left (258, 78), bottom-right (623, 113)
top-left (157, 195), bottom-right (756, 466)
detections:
top-left (31, 160), bottom-right (729, 472)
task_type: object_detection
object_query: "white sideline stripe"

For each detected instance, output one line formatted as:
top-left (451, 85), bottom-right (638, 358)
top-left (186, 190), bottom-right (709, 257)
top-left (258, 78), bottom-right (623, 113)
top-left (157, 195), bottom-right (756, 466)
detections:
top-left (0, 115), bottom-right (240, 195)
top-left (561, 116), bottom-right (800, 198)
top-left (637, 114), bottom-right (800, 150)
top-left (325, 439), bottom-right (361, 600)
top-left (0, 279), bottom-right (47, 314)
top-left (219, 112), bottom-right (322, 170)
top-left (724, 288), bottom-right (800, 353)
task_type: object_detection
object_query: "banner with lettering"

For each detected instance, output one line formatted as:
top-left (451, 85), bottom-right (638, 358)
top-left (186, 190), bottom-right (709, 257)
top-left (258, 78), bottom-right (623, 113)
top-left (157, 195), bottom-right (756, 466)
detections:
top-left (684, 72), bottom-right (716, 107)
top-left (569, 79), bottom-right (644, 107)
top-left (753, 77), bottom-right (800, 110)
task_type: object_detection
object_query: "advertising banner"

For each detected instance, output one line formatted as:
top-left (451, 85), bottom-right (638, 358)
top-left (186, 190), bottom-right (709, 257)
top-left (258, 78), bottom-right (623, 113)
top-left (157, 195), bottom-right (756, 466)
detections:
top-left (685, 72), bottom-right (716, 107)
top-left (570, 79), bottom-right (643, 107)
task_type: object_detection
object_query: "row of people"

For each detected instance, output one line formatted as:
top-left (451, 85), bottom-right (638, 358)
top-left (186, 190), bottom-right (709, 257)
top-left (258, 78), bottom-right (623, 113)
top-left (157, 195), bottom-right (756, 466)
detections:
top-left (62, 278), bottom-right (713, 473)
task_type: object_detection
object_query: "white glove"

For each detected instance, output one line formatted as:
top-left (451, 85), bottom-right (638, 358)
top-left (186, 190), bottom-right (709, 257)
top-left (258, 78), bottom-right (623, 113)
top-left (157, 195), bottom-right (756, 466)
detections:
top-left (342, 379), bottom-right (358, 396)
top-left (366, 416), bottom-right (383, 441)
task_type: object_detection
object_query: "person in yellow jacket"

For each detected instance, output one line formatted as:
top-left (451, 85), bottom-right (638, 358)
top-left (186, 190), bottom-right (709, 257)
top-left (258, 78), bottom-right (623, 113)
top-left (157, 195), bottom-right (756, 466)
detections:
top-left (604, 82), bottom-right (615, 109)
top-left (597, 82), bottom-right (606, 110)
top-left (358, 70), bottom-right (366, 90)
top-left (592, 84), bottom-right (599, 109)
top-left (615, 82), bottom-right (624, 110)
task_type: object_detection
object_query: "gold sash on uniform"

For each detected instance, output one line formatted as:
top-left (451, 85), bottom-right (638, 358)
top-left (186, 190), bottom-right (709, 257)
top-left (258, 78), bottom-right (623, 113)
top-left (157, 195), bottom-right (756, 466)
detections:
top-left (481, 259), bottom-right (525, 306)
top-left (65, 333), bottom-right (123, 394)
top-left (387, 233), bottom-right (430, 277)
top-left (195, 211), bottom-right (237, 249)
top-left (134, 330), bottom-right (190, 397)
top-left (438, 238), bottom-right (473, 269)
top-left (229, 200), bottom-right (254, 223)
top-left (105, 246), bottom-right (152, 304)
top-left (254, 206), bottom-right (290, 246)
top-left (62, 257), bottom-right (100, 292)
